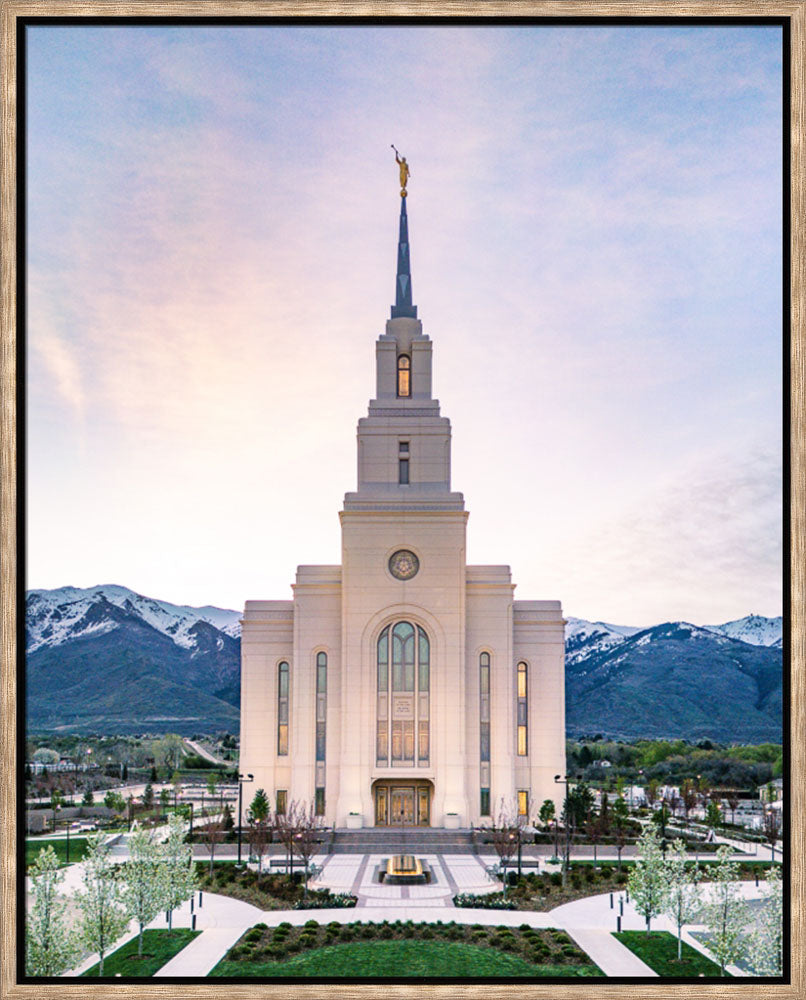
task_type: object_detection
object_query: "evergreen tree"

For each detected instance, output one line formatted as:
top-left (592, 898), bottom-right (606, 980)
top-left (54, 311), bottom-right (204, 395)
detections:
top-left (76, 833), bottom-right (129, 976)
top-left (82, 788), bottom-right (94, 807)
top-left (249, 788), bottom-right (270, 824)
top-left (702, 844), bottom-right (750, 975)
top-left (142, 783), bottom-right (154, 810)
top-left (222, 803), bottom-right (234, 831)
top-left (747, 865), bottom-right (783, 976)
top-left (26, 846), bottom-right (79, 977)
top-left (628, 824), bottom-right (669, 934)
top-left (149, 766), bottom-right (158, 783)
top-left (120, 828), bottom-right (164, 957)
top-left (662, 838), bottom-right (701, 960)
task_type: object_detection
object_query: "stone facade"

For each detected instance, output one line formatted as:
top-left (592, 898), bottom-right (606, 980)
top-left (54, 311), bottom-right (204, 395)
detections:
top-left (240, 195), bottom-right (566, 829)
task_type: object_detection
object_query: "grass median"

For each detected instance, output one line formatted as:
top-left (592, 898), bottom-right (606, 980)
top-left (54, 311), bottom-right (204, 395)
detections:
top-left (81, 929), bottom-right (201, 977)
top-left (614, 930), bottom-right (727, 977)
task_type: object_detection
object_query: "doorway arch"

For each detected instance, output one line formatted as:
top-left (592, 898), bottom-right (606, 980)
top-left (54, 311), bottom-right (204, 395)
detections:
top-left (372, 779), bottom-right (433, 827)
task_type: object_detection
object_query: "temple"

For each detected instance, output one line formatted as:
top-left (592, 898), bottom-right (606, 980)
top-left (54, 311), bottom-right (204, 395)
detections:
top-left (239, 182), bottom-right (566, 829)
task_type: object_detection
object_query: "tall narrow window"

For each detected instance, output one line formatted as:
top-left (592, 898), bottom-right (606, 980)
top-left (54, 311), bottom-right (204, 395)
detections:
top-left (517, 661), bottom-right (528, 756)
top-left (377, 621), bottom-right (429, 766)
top-left (276, 789), bottom-right (287, 815)
top-left (480, 651), bottom-right (491, 815)
top-left (399, 458), bottom-right (409, 484)
top-left (315, 651), bottom-right (327, 814)
top-left (277, 661), bottom-right (289, 756)
top-left (518, 790), bottom-right (529, 817)
top-left (397, 354), bottom-right (411, 397)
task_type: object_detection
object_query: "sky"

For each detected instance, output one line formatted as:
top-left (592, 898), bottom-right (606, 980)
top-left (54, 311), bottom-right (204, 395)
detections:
top-left (25, 23), bottom-right (783, 627)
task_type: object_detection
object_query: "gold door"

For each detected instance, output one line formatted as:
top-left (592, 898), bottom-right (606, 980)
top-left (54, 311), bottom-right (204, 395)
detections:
top-left (375, 787), bottom-right (388, 826)
top-left (417, 786), bottom-right (430, 826)
top-left (390, 787), bottom-right (415, 825)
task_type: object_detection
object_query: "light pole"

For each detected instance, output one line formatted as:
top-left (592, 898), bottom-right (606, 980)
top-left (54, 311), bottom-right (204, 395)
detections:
top-left (555, 775), bottom-right (571, 889)
top-left (237, 773), bottom-right (254, 867)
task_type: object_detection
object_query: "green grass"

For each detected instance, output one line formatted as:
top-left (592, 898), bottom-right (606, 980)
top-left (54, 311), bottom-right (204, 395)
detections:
top-left (614, 931), bottom-right (728, 977)
top-left (210, 939), bottom-right (602, 978)
top-left (26, 837), bottom-right (89, 869)
top-left (81, 929), bottom-right (200, 977)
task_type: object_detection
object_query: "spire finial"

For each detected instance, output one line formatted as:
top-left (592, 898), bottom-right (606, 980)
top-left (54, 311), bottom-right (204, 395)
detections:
top-left (390, 148), bottom-right (417, 319)
top-left (391, 144), bottom-right (410, 198)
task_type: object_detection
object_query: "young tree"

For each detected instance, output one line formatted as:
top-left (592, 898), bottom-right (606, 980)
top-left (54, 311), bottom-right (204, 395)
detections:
top-left (538, 799), bottom-right (558, 857)
top-left (681, 779), bottom-right (698, 831)
top-left (484, 801), bottom-right (522, 897)
top-left (747, 865), bottom-right (783, 976)
top-left (82, 788), bottom-right (95, 807)
top-left (246, 788), bottom-right (272, 874)
top-left (644, 779), bottom-right (659, 810)
top-left (104, 790), bottom-right (126, 814)
top-left (159, 787), bottom-right (171, 815)
top-left (26, 846), bottom-right (79, 977)
top-left (762, 809), bottom-right (781, 863)
top-left (725, 791), bottom-right (741, 827)
top-left (162, 813), bottom-right (197, 933)
top-left (612, 795), bottom-right (630, 872)
top-left (662, 838), bottom-right (702, 960)
top-left (702, 844), bottom-right (750, 976)
top-left (628, 825), bottom-right (669, 935)
top-left (120, 827), bottom-right (164, 957)
top-left (705, 800), bottom-right (722, 839)
top-left (76, 833), bottom-right (129, 976)
top-left (200, 815), bottom-right (226, 875)
top-left (142, 783), bottom-right (154, 811)
top-left (284, 799), bottom-right (325, 898)
top-left (221, 803), bottom-right (234, 831)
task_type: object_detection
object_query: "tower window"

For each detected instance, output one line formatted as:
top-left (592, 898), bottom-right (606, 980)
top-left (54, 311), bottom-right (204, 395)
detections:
top-left (277, 661), bottom-right (289, 756)
top-left (377, 621), bottom-right (430, 766)
top-left (399, 441), bottom-right (409, 453)
top-left (399, 458), bottom-right (409, 484)
top-left (517, 661), bottom-right (528, 757)
top-left (397, 355), bottom-right (411, 397)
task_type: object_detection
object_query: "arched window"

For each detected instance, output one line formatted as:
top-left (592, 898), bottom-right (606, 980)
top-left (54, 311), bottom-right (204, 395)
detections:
top-left (397, 354), bottom-right (411, 397)
top-left (377, 621), bottom-right (429, 766)
top-left (517, 661), bottom-right (528, 756)
top-left (315, 652), bottom-right (327, 815)
top-left (277, 661), bottom-right (289, 756)
top-left (479, 652), bottom-right (491, 815)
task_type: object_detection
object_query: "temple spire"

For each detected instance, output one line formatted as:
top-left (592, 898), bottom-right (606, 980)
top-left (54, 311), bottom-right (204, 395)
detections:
top-left (391, 193), bottom-right (417, 319)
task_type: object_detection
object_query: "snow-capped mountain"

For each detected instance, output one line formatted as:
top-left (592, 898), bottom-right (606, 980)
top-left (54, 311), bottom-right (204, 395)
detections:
top-left (704, 614), bottom-right (783, 648)
top-left (26, 584), bottom-right (242, 654)
top-left (564, 617), bottom-right (642, 665)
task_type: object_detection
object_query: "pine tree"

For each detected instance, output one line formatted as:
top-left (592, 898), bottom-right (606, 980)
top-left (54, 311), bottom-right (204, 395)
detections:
top-left (628, 824), bottom-right (669, 934)
top-left (120, 828), bottom-right (164, 957)
top-left (26, 846), bottom-right (79, 977)
top-left (747, 865), bottom-right (783, 976)
top-left (662, 838), bottom-right (701, 960)
top-left (76, 833), bottom-right (129, 976)
top-left (702, 844), bottom-right (750, 976)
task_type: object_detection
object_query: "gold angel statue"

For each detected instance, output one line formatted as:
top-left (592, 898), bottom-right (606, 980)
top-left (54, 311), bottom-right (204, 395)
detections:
top-left (391, 145), bottom-right (410, 196)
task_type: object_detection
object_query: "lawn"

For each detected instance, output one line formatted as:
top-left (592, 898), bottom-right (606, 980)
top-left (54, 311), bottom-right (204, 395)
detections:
top-left (209, 920), bottom-right (603, 978)
top-left (26, 837), bottom-right (89, 869)
top-left (211, 939), bottom-right (601, 978)
top-left (614, 930), bottom-right (728, 977)
top-left (81, 929), bottom-right (200, 977)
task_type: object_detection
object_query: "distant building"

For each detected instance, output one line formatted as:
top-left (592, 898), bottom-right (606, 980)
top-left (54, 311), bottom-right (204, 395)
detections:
top-left (240, 184), bottom-right (566, 829)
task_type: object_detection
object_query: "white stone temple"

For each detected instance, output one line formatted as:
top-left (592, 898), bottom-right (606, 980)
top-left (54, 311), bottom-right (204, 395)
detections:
top-left (240, 182), bottom-right (566, 830)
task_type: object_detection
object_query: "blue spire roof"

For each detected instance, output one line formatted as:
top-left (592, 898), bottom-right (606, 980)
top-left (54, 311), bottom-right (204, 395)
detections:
top-left (391, 196), bottom-right (417, 319)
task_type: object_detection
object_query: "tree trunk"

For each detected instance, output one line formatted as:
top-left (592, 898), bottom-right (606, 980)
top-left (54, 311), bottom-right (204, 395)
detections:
top-left (138, 924), bottom-right (144, 956)
top-left (677, 928), bottom-right (682, 960)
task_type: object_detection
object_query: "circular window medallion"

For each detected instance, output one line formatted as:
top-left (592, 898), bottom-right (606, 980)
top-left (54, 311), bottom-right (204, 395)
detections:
top-left (389, 549), bottom-right (419, 581)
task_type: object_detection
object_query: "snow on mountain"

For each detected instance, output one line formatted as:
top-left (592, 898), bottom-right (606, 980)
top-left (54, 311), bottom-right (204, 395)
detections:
top-left (26, 585), bottom-right (242, 653)
top-left (564, 617), bottom-right (642, 666)
top-left (704, 614), bottom-right (783, 648)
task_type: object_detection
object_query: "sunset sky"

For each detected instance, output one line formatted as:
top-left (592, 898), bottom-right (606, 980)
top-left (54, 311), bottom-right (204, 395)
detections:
top-left (25, 22), bottom-right (783, 627)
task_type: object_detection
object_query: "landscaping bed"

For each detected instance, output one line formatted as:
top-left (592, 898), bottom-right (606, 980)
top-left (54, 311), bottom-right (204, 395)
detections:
top-left (210, 920), bottom-right (603, 977)
top-left (196, 862), bottom-right (355, 910)
top-left (614, 930), bottom-right (727, 977)
top-left (81, 929), bottom-right (200, 977)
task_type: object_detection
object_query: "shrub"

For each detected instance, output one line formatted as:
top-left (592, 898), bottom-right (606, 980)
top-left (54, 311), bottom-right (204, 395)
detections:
top-left (267, 945), bottom-right (285, 960)
top-left (471, 929), bottom-right (487, 941)
top-left (361, 924), bottom-right (376, 938)
top-left (286, 941), bottom-right (301, 953)
top-left (379, 925), bottom-right (394, 939)
top-left (550, 872), bottom-right (562, 886)
top-left (420, 927), bottom-right (434, 939)
top-left (339, 927), bottom-right (353, 941)
top-left (304, 919), bottom-right (320, 929)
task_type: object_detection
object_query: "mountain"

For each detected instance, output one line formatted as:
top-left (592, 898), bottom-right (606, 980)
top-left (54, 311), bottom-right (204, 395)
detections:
top-left (26, 586), bottom-right (241, 735)
top-left (564, 620), bottom-right (783, 743)
top-left (24, 586), bottom-right (783, 741)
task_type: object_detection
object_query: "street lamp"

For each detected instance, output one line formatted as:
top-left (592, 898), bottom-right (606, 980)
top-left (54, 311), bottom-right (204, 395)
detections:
top-left (237, 773), bottom-right (254, 867)
top-left (555, 775), bottom-right (571, 889)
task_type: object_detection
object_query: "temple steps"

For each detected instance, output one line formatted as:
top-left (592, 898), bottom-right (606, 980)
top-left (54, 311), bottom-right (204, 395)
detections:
top-left (328, 827), bottom-right (475, 855)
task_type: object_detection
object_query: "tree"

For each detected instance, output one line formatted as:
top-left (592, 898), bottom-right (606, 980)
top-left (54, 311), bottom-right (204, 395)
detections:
top-left (705, 800), bottom-right (722, 838)
top-left (483, 801), bottom-right (523, 897)
top-left (159, 787), bottom-right (171, 814)
top-left (200, 815), bottom-right (226, 875)
top-left (26, 846), bottom-right (79, 977)
top-left (246, 788), bottom-right (272, 874)
top-left (154, 734), bottom-right (184, 776)
top-left (221, 803), bottom-right (234, 831)
top-left (747, 865), bottom-right (783, 976)
top-left (701, 844), bottom-right (750, 976)
top-left (162, 813), bottom-right (197, 933)
top-left (142, 783), bottom-right (154, 811)
top-left (281, 799), bottom-right (324, 898)
top-left (662, 839), bottom-right (701, 960)
top-left (33, 748), bottom-right (59, 765)
top-left (651, 800), bottom-right (671, 839)
top-left (612, 795), bottom-right (630, 872)
top-left (49, 788), bottom-right (64, 833)
top-left (681, 779), bottom-right (698, 830)
top-left (725, 791), bottom-right (741, 827)
top-left (104, 790), bottom-right (125, 814)
top-left (538, 799), bottom-right (558, 857)
top-left (76, 833), bottom-right (129, 976)
top-left (149, 765), bottom-right (158, 783)
top-left (644, 779), bottom-right (659, 810)
top-left (120, 828), bottom-right (164, 957)
top-left (762, 809), bottom-right (781, 863)
top-left (628, 825), bottom-right (669, 935)
top-left (82, 788), bottom-right (94, 807)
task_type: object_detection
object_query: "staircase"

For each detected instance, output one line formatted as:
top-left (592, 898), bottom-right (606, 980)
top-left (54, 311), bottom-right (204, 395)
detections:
top-left (329, 827), bottom-right (475, 855)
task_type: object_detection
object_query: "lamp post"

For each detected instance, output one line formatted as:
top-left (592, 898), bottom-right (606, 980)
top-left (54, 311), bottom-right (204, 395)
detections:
top-left (237, 773), bottom-right (254, 867)
top-left (555, 775), bottom-right (571, 889)
top-left (188, 801), bottom-right (194, 838)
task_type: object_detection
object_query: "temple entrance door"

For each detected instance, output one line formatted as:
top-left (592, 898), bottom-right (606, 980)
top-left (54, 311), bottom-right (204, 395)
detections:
top-left (390, 787), bottom-right (415, 826)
